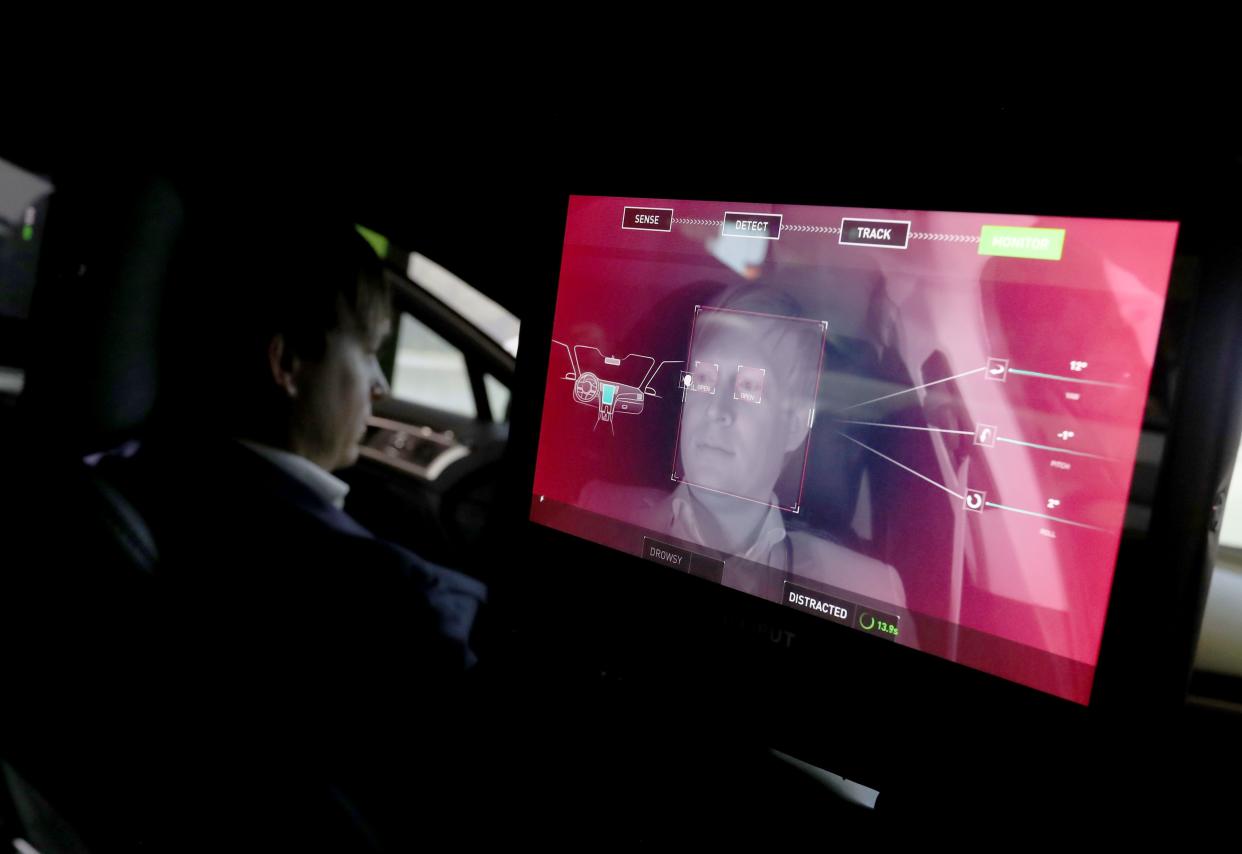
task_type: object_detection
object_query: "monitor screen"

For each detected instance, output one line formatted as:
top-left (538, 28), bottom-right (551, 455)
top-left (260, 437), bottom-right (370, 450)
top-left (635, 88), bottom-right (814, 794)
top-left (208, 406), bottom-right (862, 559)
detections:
top-left (530, 194), bottom-right (1179, 705)
top-left (0, 156), bottom-right (52, 325)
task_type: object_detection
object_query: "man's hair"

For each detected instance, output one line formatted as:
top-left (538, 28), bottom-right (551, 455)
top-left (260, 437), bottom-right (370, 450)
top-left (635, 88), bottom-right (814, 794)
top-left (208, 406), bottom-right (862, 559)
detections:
top-left (162, 217), bottom-right (393, 433)
top-left (252, 226), bottom-right (392, 363)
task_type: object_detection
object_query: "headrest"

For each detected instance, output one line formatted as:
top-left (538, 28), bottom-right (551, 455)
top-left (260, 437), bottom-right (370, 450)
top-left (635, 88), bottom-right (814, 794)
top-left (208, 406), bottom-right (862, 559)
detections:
top-left (18, 175), bottom-right (185, 456)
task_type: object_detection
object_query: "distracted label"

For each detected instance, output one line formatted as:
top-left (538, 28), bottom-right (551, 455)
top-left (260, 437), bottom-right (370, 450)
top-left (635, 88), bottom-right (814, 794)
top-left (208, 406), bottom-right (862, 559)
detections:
top-left (784, 582), bottom-right (854, 625)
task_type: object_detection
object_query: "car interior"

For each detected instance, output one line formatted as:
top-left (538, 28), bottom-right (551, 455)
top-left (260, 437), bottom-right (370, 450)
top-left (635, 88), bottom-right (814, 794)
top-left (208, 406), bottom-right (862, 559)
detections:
top-left (3, 119), bottom-right (1242, 849)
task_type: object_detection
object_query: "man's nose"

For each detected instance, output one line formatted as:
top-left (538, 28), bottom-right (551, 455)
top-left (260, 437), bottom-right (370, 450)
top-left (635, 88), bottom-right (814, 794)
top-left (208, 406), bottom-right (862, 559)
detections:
top-left (704, 388), bottom-right (735, 425)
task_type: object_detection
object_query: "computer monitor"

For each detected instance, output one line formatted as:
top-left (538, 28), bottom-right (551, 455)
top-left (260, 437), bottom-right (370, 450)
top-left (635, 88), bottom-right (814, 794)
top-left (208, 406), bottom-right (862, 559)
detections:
top-left (0, 156), bottom-right (52, 368)
top-left (507, 182), bottom-right (1242, 797)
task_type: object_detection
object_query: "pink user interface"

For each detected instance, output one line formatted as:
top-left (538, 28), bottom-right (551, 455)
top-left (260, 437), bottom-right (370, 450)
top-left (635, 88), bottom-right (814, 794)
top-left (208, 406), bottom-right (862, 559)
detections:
top-left (531, 196), bottom-right (1179, 705)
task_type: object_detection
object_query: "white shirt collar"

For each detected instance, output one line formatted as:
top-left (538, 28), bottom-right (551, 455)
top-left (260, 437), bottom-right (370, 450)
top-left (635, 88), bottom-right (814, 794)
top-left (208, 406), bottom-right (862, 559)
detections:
top-left (668, 483), bottom-right (788, 567)
top-left (237, 439), bottom-right (351, 511)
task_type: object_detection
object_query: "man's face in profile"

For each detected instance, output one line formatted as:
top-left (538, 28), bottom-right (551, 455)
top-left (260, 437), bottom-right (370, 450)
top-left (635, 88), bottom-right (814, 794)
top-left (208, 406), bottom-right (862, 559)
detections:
top-left (288, 311), bottom-right (392, 472)
top-left (678, 312), bottom-right (809, 504)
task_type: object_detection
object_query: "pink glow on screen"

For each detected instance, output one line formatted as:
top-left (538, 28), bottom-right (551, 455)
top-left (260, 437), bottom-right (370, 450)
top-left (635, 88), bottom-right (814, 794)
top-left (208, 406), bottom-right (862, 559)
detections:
top-left (531, 195), bottom-right (1179, 704)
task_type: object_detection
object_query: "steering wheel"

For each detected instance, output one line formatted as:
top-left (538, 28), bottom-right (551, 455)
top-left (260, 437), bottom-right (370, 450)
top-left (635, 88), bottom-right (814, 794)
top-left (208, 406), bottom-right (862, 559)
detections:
top-left (574, 372), bottom-right (600, 404)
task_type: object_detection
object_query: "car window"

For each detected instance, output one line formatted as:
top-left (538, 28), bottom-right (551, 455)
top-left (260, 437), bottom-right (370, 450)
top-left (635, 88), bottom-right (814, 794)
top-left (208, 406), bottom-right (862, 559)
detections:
top-left (0, 157), bottom-right (51, 325)
top-left (1, 157), bottom-right (52, 374)
top-left (391, 312), bottom-right (476, 418)
top-left (407, 252), bottom-right (520, 357)
top-left (1220, 450), bottom-right (1242, 550)
top-left (357, 226), bottom-right (514, 424)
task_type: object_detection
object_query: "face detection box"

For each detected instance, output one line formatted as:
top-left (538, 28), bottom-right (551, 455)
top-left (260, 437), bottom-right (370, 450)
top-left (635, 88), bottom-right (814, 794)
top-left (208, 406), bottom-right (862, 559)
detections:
top-left (673, 305), bottom-right (828, 513)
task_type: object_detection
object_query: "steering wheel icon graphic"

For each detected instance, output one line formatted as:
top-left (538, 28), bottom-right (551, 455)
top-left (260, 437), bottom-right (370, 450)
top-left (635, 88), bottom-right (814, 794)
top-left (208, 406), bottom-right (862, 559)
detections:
top-left (574, 372), bottom-right (600, 404)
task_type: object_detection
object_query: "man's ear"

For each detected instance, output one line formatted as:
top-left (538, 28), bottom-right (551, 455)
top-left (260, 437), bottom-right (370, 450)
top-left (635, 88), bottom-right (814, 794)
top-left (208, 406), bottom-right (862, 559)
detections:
top-left (267, 333), bottom-right (301, 398)
top-left (784, 403), bottom-right (812, 453)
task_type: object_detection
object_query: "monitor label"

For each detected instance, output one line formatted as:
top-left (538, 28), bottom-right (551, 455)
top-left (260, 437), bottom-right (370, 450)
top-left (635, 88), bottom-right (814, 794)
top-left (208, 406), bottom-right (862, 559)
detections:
top-left (784, 583), bottom-right (854, 625)
top-left (839, 218), bottom-right (911, 249)
top-left (978, 225), bottom-right (1066, 260)
top-left (622, 207), bottom-right (675, 232)
top-left (722, 211), bottom-right (783, 240)
top-left (642, 536), bottom-right (725, 583)
top-left (643, 537), bottom-right (690, 570)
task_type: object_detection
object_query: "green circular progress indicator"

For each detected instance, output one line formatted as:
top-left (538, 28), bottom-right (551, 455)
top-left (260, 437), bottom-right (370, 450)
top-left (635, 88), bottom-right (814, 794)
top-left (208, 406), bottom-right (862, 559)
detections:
top-left (858, 612), bottom-right (899, 637)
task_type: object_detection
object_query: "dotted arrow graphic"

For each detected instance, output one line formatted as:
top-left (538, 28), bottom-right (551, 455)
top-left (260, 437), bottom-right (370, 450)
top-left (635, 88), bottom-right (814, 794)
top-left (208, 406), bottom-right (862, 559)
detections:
top-left (780, 224), bottom-right (839, 234)
top-left (671, 218), bottom-right (723, 227)
top-left (909, 232), bottom-right (981, 243)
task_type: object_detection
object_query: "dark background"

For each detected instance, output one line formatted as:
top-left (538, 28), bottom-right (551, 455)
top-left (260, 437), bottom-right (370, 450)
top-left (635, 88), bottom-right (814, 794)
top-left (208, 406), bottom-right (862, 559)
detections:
top-left (6, 93), bottom-right (1242, 839)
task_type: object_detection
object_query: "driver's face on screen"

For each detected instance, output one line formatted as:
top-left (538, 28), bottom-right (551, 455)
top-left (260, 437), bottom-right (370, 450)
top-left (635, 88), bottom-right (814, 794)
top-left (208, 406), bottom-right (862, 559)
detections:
top-left (679, 315), bottom-right (803, 503)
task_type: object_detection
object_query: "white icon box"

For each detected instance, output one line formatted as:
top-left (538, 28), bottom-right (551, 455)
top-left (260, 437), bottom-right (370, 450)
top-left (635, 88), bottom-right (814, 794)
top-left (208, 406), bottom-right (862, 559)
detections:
top-left (986, 357), bottom-right (1010, 382)
top-left (734, 365), bottom-right (766, 405)
top-left (838, 217), bottom-right (913, 250)
top-left (621, 207), bottom-right (675, 232)
top-left (964, 489), bottom-right (987, 513)
top-left (973, 423), bottom-right (998, 447)
top-left (683, 362), bottom-right (719, 395)
top-left (722, 211), bottom-right (783, 241)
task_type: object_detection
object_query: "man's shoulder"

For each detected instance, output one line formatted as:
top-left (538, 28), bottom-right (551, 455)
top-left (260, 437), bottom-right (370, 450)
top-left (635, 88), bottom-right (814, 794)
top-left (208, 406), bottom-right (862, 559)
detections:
top-left (124, 435), bottom-right (484, 597)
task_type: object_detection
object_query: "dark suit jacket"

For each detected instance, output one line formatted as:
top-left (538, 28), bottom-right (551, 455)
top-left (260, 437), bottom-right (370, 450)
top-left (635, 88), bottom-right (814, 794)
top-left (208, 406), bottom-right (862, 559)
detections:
top-left (94, 435), bottom-right (489, 849)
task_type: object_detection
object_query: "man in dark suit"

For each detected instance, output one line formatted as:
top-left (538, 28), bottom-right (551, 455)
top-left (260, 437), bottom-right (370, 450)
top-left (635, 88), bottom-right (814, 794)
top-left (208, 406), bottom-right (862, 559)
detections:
top-left (105, 218), bottom-right (489, 849)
